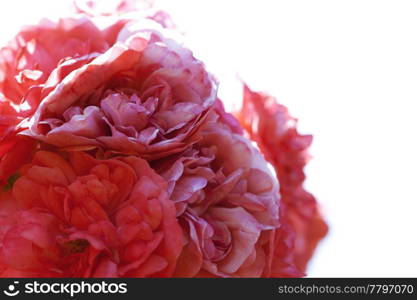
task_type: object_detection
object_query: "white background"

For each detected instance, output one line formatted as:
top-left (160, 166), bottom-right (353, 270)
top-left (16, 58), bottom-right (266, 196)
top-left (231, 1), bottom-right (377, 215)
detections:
top-left (1, 0), bottom-right (417, 277)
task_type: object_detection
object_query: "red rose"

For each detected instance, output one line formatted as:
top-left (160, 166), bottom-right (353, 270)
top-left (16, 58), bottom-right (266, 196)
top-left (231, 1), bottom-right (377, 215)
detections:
top-left (0, 150), bottom-right (182, 277)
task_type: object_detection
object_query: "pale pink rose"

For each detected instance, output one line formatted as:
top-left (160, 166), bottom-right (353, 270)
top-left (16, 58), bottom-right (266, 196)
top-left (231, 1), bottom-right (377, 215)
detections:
top-left (154, 104), bottom-right (280, 277)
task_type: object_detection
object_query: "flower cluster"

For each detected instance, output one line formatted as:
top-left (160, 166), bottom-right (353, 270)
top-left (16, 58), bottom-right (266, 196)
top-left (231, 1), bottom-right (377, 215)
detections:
top-left (0, 0), bottom-right (327, 277)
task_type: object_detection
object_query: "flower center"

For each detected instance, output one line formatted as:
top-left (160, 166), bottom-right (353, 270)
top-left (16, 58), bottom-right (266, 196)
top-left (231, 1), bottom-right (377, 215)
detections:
top-left (62, 239), bottom-right (89, 254)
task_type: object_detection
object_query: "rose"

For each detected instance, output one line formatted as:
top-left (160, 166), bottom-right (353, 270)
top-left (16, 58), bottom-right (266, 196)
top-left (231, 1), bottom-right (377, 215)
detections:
top-left (0, 0), bottom-right (327, 278)
top-left (0, 17), bottom-right (118, 104)
top-left (0, 149), bottom-right (182, 277)
top-left (153, 103), bottom-right (280, 277)
top-left (0, 14), bottom-right (121, 182)
top-left (6, 16), bottom-right (216, 160)
top-left (237, 85), bottom-right (328, 276)
top-left (0, 2), bottom-right (168, 104)
top-left (1, 1), bottom-right (216, 160)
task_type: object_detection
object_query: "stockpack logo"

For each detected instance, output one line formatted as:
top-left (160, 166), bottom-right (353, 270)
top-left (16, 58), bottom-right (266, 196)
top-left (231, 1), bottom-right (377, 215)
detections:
top-left (3, 281), bottom-right (20, 297)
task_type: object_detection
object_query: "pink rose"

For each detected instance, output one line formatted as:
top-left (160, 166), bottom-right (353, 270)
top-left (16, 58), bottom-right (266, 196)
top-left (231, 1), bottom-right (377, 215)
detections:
top-left (154, 103), bottom-right (280, 277)
top-left (237, 85), bottom-right (328, 276)
top-left (0, 150), bottom-right (182, 277)
top-left (11, 16), bottom-right (216, 159)
top-left (0, 0), bottom-right (327, 278)
top-left (0, 17), bottom-right (120, 104)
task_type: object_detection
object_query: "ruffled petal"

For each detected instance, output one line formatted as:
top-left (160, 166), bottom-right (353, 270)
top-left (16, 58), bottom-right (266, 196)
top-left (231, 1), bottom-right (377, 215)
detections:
top-left (237, 84), bottom-right (328, 275)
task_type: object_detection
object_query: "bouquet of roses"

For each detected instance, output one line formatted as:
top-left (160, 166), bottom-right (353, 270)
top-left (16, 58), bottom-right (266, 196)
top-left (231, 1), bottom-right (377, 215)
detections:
top-left (0, 0), bottom-right (327, 277)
